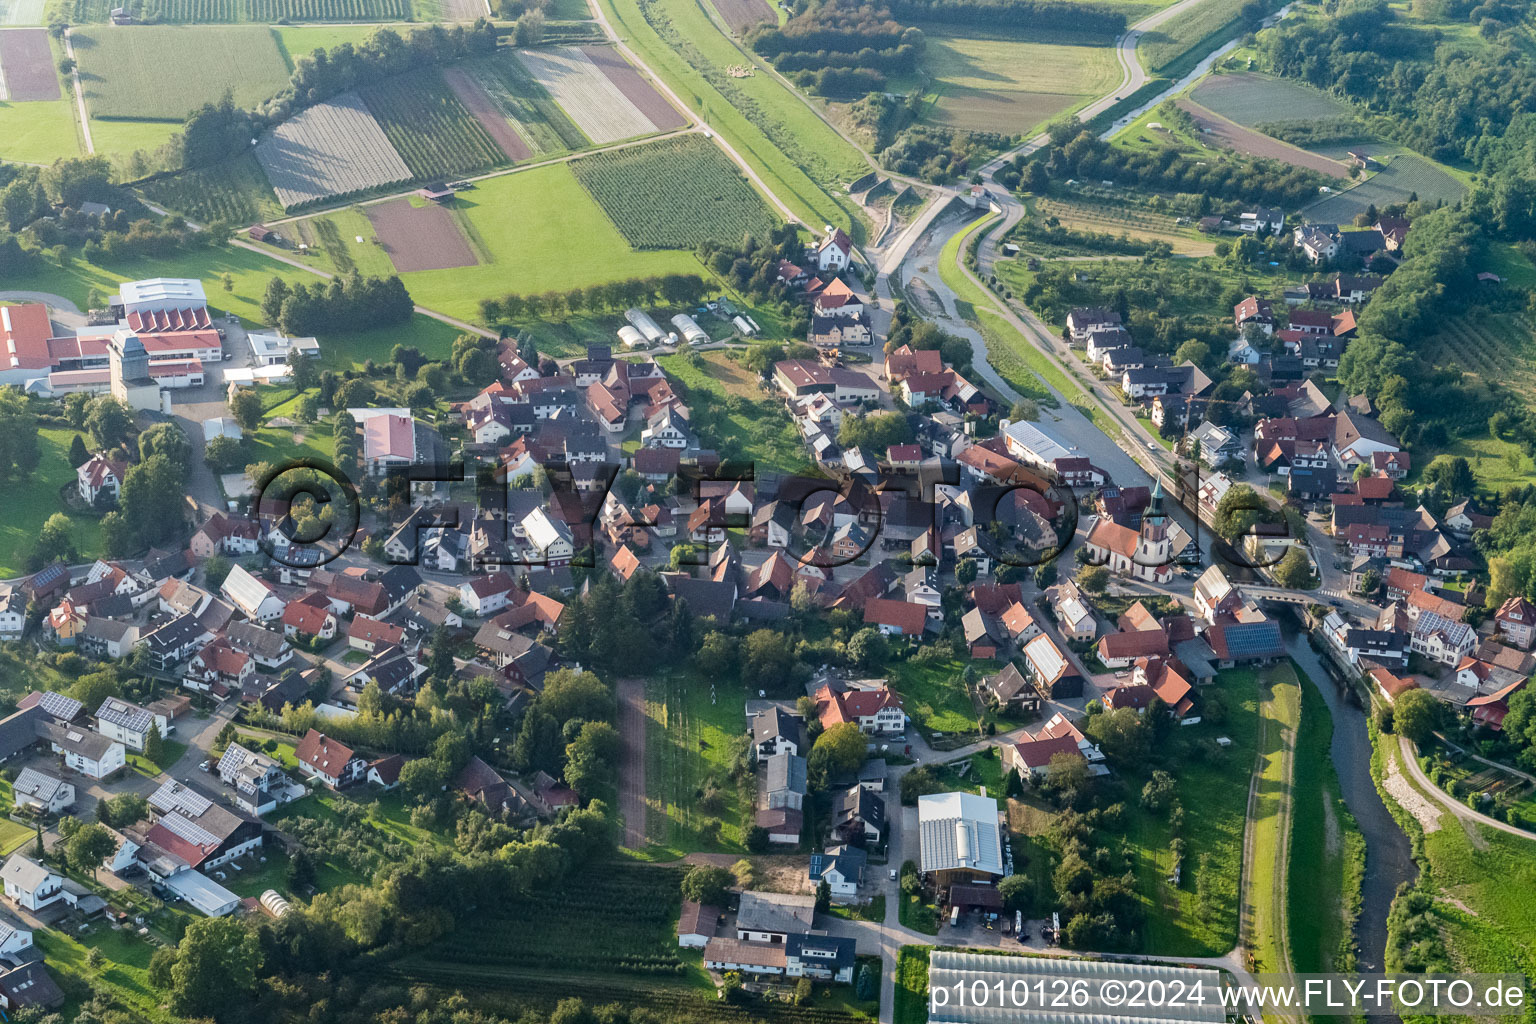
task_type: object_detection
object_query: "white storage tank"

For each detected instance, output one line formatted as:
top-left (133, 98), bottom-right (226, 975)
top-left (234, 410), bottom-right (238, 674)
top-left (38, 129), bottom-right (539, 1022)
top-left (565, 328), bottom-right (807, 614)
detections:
top-left (625, 308), bottom-right (666, 343)
top-left (671, 313), bottom-right (710, 345)
top-left (617, 326), bottom-right (646, 348)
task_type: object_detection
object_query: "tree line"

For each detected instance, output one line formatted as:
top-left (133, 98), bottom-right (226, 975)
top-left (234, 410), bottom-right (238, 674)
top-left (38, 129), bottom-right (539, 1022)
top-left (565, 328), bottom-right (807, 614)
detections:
top-left (260, 273), bottom-right (415, 338)
top-left (885, 0), bottom-right (1125, 33)
top-left (477, 273), bottom-right (709, 325)
top-left (747, 1), bottom-right (922, 95)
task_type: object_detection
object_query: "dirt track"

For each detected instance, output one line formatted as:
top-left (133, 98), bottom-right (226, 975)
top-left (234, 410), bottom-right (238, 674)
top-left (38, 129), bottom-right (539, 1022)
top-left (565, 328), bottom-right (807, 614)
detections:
top-left (617, 677), bottom-right (648, 849)
top-left (1176, 98), bottom-right (1349, 178)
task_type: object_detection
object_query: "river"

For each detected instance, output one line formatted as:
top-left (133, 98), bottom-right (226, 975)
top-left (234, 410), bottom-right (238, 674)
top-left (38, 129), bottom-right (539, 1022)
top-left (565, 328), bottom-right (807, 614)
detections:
top-left (1281, 619), bottom-right (1416, 972)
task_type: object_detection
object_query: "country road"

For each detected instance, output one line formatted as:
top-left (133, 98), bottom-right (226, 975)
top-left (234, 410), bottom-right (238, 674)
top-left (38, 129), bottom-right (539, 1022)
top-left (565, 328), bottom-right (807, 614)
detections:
top-left (1398, 734), bottom-right (1536, 842)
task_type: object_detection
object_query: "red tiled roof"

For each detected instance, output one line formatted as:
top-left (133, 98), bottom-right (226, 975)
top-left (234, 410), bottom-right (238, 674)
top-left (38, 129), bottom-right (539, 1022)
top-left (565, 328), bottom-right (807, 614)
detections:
top-left (1, 303), bottom-right (54, 370)
top-left (145, 822), bottom-right (217, 868)
top-left (295, 729), bottom-right (355, 781)
top-left (1098, 628), bottom-right (1169, 661)
top-left (282, 592), bottom-right (332, 634)
top-left (863, 598), bottom-right (927, 635)
top-left (347, 615), bottom-right (404, 646)
top-left (1009, 733), bottom-right (1081, 769)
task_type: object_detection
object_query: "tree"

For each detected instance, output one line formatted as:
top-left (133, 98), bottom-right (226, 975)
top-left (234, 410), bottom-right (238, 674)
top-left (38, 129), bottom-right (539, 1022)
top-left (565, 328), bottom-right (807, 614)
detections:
top-left (203, 555), bottom-right (233, 592)
top-left (846, 627), bottom-right (889, 672)
top-left (71, 668), bottom-right (120, 715)
top-left (97, 792), bottom-right (147, 829)
top-left (229, 389), bottom-right (264, 433)
top-left (142, 721), bottom-right (165, 767)
top-left (1393, 689), bottom-right (1439, 744)
top-left (203, 435), bottom-right (244, 472)
top-left (67, 433), bottom-right (89, 468)
top-left (1078, 565), bottom-right (1109, 594)
top-left (680, 864), bottom-right (734, 905)
top-left (66, 822), bottom-right (117, 882)
top-left (563, 720), bottom-right (621, 799)
top-left (807, 722), bottom-right (865, 790)
top-left (997, 873), bottom-right (1032, 913)
top-left (1043, 752), bottom-right (1088, 800)
top-left (84, 396), bottom-right (132, 451)
top-left (167, 917), bottom-right (262, 1016)
top-left (334, 378), bottom-right (373, 409)
top-left (138, 422), bottom-right (191, 475)
top-left (1270, 545), bottom-right (1312, 588)
top-left (814, 879), bottom-right (831, 913)
top-left (399, 757), bottom-right (447, 804)
top-left (35, 513), bottom-right (77, 565)
top-left (538, 669), bottom-right (615, 727)
top-left (1174, 339), bottom-right (1210, 367)
top-left (1008, 399), bottom-right (1039, 421)
top-left (0, 387), bottom-right (40, 482)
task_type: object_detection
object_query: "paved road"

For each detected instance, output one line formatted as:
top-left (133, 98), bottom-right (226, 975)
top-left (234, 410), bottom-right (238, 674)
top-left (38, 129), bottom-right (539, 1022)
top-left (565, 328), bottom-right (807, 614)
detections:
top-left (1398, 734), bottom-right (1536, 842)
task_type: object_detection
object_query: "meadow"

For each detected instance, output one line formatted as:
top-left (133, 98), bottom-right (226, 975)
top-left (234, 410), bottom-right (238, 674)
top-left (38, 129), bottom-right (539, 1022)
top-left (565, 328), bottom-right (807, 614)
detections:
top-left (55, 0), bottom-right (414, 21)
top-left (572, 135), bottom-right (777, 249)
top-left (655, 350), bottom-right (809, 472)
top-left (72, 26), bottom-right (290, 119)
top-left (885, 656), bottom-right (999, 741)
top-left (0, 94), bottom-right (79, 163)
top-left (289, 162), bottom-right (702, 323)
top-left (909, 28), bottom-right (1118, 136)
top-left (1137, 0), bottom-right (1251, 76)
top-left (641, 669), bottom-right (754, 854)
top-left (595, 0), bottom-right (864, 234)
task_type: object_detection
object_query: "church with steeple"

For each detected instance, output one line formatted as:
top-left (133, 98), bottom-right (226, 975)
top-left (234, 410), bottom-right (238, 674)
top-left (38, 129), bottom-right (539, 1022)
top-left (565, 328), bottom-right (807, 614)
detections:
top-left (1081, 478), bottom-right (1191, 584)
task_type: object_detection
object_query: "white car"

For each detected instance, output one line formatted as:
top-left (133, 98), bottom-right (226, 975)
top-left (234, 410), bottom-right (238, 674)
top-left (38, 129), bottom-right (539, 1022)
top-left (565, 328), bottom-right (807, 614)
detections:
top-left (199, 760), bottom-right (211, 772)
top-left (889, 869), bottom-right (898, 881)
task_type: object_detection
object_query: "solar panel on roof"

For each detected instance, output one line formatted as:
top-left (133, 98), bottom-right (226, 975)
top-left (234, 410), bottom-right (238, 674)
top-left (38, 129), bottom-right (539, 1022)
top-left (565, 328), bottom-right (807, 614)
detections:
top-left (150, 781), bottom-right (212, 817)
top-left (38, 691), bottom-right (81, 720)
top-left (157, 812), bottom-right (218, 848)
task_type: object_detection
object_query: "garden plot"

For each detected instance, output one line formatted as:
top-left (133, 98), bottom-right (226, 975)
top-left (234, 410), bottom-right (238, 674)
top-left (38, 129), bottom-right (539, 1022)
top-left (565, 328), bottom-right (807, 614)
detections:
top-left (515, 46), bottom-right (659, 144)
top-left (711, 0), bottom-right (773, 33)
top-left (61, 0), bottom-right (412, 21)
top-left (1175, 98), bottom-right (1348, 177)
top-left (255, 91), bottom-right (412, 209)
top-left (73, 26), bottom-right (289, 119)
top-left (365, 197), bottom-right (478, 272)
top-left (0, 28), bottom-right (58, 101)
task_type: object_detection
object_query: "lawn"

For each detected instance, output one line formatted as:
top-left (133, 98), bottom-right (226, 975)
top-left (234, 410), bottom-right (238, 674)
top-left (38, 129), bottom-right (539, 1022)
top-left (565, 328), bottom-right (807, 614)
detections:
top-left (911, 28), bottom-right (1119, 136)
top-left (643, 670), bottom-right (755, 854)
top-left (1137, 0), bottom-right (1251, 76)
top-left (595, 0), bottom-right (864, 235)
top-left (898, 891), bottom-right (940, 935)
top-left (0, 96), bottom-right (81, 164)
top-left (288, 163), bottom-right (704, 324)
top-left (36, 923), bottom-right (171, 1024)
top-left (894, 945), bottom-right (931, 1024)
top-left (72, 26), bottom-right (291, 119)
top-left (1028, 193), bottom-right (1215, 256)
top-left (1119, 666), bottom-right (1263, 957)
top-left (885, 656), bottom-right (998, 741)
top-left (273, 23), bottom-right (403, 67)
top-left (0, 427), bottom-right (106, 576)
top-left (655, 350), bottom-right (810, 473)
top-left (127, 739), bottom-right (188, 776)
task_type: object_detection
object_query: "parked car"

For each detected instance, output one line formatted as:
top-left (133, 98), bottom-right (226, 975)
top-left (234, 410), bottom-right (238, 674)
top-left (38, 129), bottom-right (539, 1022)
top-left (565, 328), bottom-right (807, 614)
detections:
top-left (199, 760), bottom-right (211, 772)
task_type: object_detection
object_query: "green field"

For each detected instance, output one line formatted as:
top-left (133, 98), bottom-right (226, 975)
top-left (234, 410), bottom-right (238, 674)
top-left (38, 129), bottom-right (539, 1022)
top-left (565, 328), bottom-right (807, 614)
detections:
top-left (0, 428), bottom-right (106, 575)
top-left (73, 26), bottom-right (291, 119)
top-left (1137, 0), bottom-right (1250, 75)
top-left (1304, 152), bottom-right (1467, 221)
top-left (1242, 662), bottom-right (1301, 973)
top-left (1189, 70), bottom-right (1353, 126)
top-left (288, 162), bottom-right (702, 323)
top-left (37, 925), bottom-right (171, 1024)
top-left (886, 656), bottom-right (997, 741)
top-left (0, 33), bottom-right (79, 165)
top-left (894, 946), bottom-right (930, 1024)
top-left (363, 67), bottom-right (510, 179)
top-left (572, 135), bottom-right (778, 249)
top-left (89, 117), bottom-right (184, 168)
top-left (643, 671), bottom-right (752, 854)
top-left (474, 50), bottom-right (589, 153)
top-left (595, 0), bottom-right (864, 234)
top-left (910, 28), bottom-right (1118, 135)
top-left (273, 23), bottom-right (402, 65)
top-left (1421, 314), bottom-right (1536, 414)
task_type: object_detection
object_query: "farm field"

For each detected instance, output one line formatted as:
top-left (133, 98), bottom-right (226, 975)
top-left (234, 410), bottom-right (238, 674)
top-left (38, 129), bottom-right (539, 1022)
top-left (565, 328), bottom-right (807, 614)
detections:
top-left (362, 67), bottom-right (510, 178)
top-left (0, 27), bottom-right (57, 99)
top-left (581, 44), bottom-right (687, 131)
top-left (255, 90), bottom-right (412, 210)
top-left (138, 152), bottom-right (284, 225)
top-left (1304, 153), bottom-right (1467, 221)
top-left (55, 0), bottom-right (414, 22)
top-left (1422, 314), bottom-right (1536, 409)
top-left (287, 162), bottom-right (702, 323)
top-left (441, 65), bottom-right (533, 161)
top-left (399, 865), bottom-right (689, 981)
top-left (911, 28), bottom-right (1118, 135)
top-left (1189, 70), bottom-right (1353, 126)
top-left (72, 26), bottom-right (289, 119)
top-left (273, 23), bottom-right (405, 64)
top-left (516, 45), bottom-right (664, 144)
top-left (710, 0), bottom-right (772, 33)
top-left (286, 205), bottom-right (398, 276)
top-left (572, 135), bottom-right (776, 249)
top-left (0, 0), bottom-right (45, 23)
top-left (596, 0), bottom-right (865, 232)
top-left (0, 427), bottom-right (106, 576)
top-left (365, 196), bottom-right (479, 272)
top-left (1175, 98), bottom-right (1348, 177)
top-left (1030, 194), bottom-right (1216, 255)
top-left (642, 671), bottom-right (753, 853)
top-left (460, 49), bottom-right (589, 155)
top-left (89, 117), bottom-right (183, 167)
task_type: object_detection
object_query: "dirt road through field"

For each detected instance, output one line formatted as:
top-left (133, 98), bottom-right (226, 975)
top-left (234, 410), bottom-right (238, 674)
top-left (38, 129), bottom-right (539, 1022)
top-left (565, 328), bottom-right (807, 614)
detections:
top-left (618, 677), bottom-right (648, 849)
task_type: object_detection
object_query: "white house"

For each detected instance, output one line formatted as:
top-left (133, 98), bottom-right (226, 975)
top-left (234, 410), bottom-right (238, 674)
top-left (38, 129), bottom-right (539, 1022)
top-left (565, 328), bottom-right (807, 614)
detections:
top-left (521, 507), bottom-right (574, 566)
top-left (815, 227), bottom-right (853, 272)
top-left (0, 590), bottom-right (26, 640)
top-left (39, 720), bottom-right (125, 780)
top-left (11, 768), bottom-right (73, 815)
top-left (0, 855), bottom-right (63, 912)
top-left (460, 572), bottom-right (518, 617)
top-left (220, 564), bottom-right (286, 623)
top-left (94, 696), bottom-right (167, 752)
top-left (77, 453), bottom-right (126, 506)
